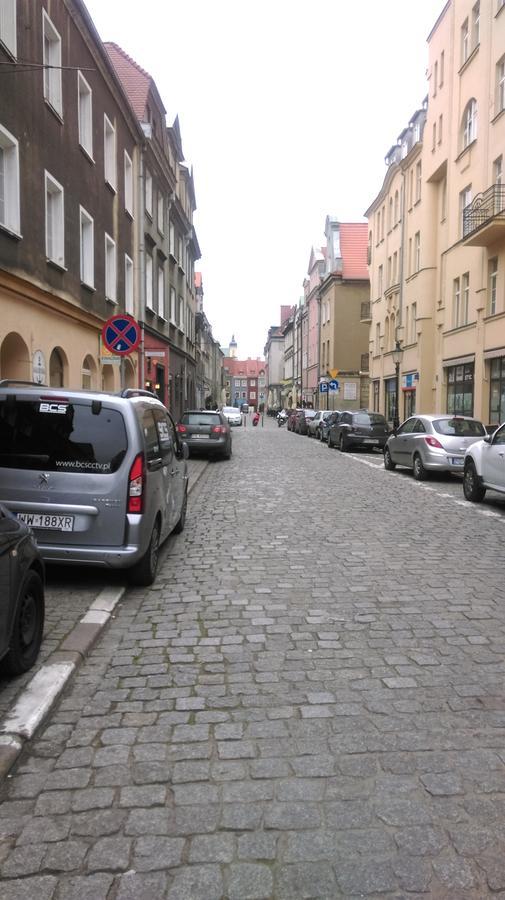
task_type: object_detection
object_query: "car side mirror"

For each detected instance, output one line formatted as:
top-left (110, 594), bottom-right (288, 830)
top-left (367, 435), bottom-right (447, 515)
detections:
top-left (484, 434), bottom-right (492, 444)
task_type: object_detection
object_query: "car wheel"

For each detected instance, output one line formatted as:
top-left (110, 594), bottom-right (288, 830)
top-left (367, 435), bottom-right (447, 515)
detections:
top-left (413, 453), bottom-right (428, 481)
top-left (339, 434), bottom-right (348, 452)
top-left (463, 461), bottom-right (486, 502)
top-left (129, 519), bottom-right (161, 586)
top-left (384, 447), bottom-right (396, 471)
top-left (173, 486), bottom-right (188, 533)
top-left (2, 569), bottom-right (45, 676)
top-left (223, 443), bottom-right (232, 460)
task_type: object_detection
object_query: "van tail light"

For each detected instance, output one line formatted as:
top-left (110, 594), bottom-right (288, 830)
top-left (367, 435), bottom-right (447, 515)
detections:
top-left (128, 452), bottom-right (145, 514)
top-left (176, 424), bottom-right (187, 434)
top-left (211, 425), bottom-right (226, 434)
top-left (424, 436), bottom-right (443, 449)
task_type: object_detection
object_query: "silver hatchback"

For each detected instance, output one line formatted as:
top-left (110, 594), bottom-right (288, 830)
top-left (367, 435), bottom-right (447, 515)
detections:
top-left (0, 383), bottom-right (189, 585)
top-left (384, 414), bottom-right (486, 480)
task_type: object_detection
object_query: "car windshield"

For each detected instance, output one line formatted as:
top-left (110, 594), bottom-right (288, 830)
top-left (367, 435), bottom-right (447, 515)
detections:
top-left (304, 411), bottom-right (316, 418)
top-left (353, 413), bottom-right (386, 425)
top-left (0, 399), bottom-right (127, 473)
top-left (223, 407), bottom-right (238, 414)
top-left (182, 413), bottom-right (221, 426)
top-left (433, 418), bottom-right (486, 437)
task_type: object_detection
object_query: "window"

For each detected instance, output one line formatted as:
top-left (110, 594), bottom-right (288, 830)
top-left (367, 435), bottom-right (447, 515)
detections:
top-left (433, 61), bottom-right (438, 96)
top-left (104, 115), bottom-right (116, 190)
top-left (497, 57), bottom-right (505, 114)
top-left (462, 272), bottom-right (469, 324)
top-left (178, 295), bottom-right (184, 331)
top-left (461, 17), bottom-right (469, 64)
top-left (125, 254), bottom-right (133, 314)
top-left (378, 264), bottom-right (383, 297)
top-left (145, 169), bottom-right (152, 217)
top-left (169, 285), bottom-right (176, 323)
top-left (169, 221), bottom-right (175, 256)
top-left (105, 233), bottom-right (116, 302)
top-left (414, 232), bottom-right (420, 272)
top-left (441, 177), bottom-right (447, 221)
top-left (387, 256), bottom-right (392, 286)
top-left (494, 155), bottom-right (503, 185)
top-left (489, 357), bottom-right (505, 425)
top-left (432, 122), bottom-right (436, 151)
top-left (42, 10), bottom-right (62, 116)
top-left (381, 205), bottom-right (385, 240)
top-left (440, 51), bottom-right (445, 86)
top-left (157, 193), bottom-right (164, 234)
top-left (79, 206), bottom-right (94, 287)
top-left (124, 151), bottom-right (133, 216)
top-left (45, 171), bottom-right (64, 266)
top-left (408, 237), bottom-right (412, 275)
top-left (393, 251), bottom-right (398, 284)
top-left (462, 99), bottom-right (477, 149)
top-left (0, 123), bottom-right (20, 234)
top-left (394, 190), bottom-right (399, 223)
top-left (446, 363), bottom-right (474, 415)
top-left (157, 264), bottom-right (165, 317)
top-left (472, 2), bottom-right (480, 47)
top-left (488, 257), bottom-right (498, 315)
top-left (81, 355), bottom-right (94, 390)
top-left (460, 185), bottom-right (472, 235)
top-left (388, 198), bottom-right (393, 230)
top-left (452, 277), bottom-right (461, 326)
top-left (411, 302), bottom-right (417, 343)
top-left (415, 161), bottom-right (422, 201)
top-left (145, 252), bottom-right (153, 310)
top-left (438, 114), bottom-right (443, 144)
top-left (77, 72), bottom-right (92, 157)
top-left (1, 0), bottom-right (17, 57)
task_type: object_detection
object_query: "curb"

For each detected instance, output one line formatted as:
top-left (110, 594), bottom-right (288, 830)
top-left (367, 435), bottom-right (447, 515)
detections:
top-left (0, 458), bottom-right (210, 782)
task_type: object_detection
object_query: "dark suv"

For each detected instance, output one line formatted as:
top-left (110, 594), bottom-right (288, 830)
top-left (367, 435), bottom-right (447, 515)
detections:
top-left (176, 410), bottom-right (232, 459)
top-left (328, 410), bottom-right (389, 451)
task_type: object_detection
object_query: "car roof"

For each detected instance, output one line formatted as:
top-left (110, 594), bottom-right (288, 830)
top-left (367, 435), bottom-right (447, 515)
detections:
top-left (412, 414), bottom-right (481, 422)
top-left (0, 383), bottom-right (161, 404)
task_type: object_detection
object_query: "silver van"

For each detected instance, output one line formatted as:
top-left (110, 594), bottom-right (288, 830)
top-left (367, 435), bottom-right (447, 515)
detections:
top-left (0, 383), bottom-right (189, 586)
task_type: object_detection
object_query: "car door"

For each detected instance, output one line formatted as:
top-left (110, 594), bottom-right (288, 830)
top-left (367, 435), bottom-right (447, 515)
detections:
top-left (389, 417), bottom-right (417, 466)
top-left (152, 408), bottom-right (183, 535)
top-left (481, 424), bottom-right (505, 491)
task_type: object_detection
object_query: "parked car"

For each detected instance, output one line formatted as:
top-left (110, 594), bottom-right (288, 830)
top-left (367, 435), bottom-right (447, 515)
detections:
top-left (241, 403), bottom-right (249, 414)
top-left (328, 410), bottom-right (389, 451)
top-left (0, 383), bottom-right (189, 586)
top-left (0, 503), bottom-right (45, 675)
top-left (463, 421), bottom-right (505, 501)
top-left (384, 414), bottom-right (486, 481)
top-left (320, 411), bottom-right (342, 442)
top-left (287, 409), bottom-right (301, 431)
top-left (177, 410), bottom-right (232, 460)
top-left (221, 406), bottom-right (242, 426)
top-left (307, 410), bottom-right (332, 439)
top-left (294, 409), bottom-right (317, 435)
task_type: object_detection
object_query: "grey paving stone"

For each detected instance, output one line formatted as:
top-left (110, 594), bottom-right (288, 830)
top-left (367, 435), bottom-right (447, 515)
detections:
top-left (115, 872), bottom-right (168, 900)
top-left (133, 836), bottom-right (185, 871)
top-left (52, 872), bottom-right (114, 899)
top-left (71, 809), bottom-right (127, 837)
top-left (264, 802), bottom-right (321, 830)
top-left (227, 862), bottom-right (274, 899)
top-left (86, 836), bottom-right (131, 872)
top-left (166, 864), bottom-right (223, 899)
top-left (43, 840), bottom-right (88, 872)
top-left (0, 876), bottom-right (58, 900)
top-left (1, 843), bottom-right (47, 877)
top-left (17, 816), bottom-right (71, 845)
top-left (276, 862), bottom-right (337, 898)
top-left (189, 833), bottom-right (235, 863)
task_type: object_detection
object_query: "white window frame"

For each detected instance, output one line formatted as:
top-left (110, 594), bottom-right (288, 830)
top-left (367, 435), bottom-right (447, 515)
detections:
top-left (157, 263), bottom-right (165, 318)
top-left (124, 150), bottom-right (133, 217)
top-left (104, 114), bottom-right (116, 191)
top-left (42, 9), bottom-right (62, 117)
top-left (169, 285), bottom-right (176, 324)
top-left (453, 277), bottom-right (461, 327)
top-left (461, 18), bottom-right (469, 64)
top-left (45, 170), bottom-right (65, 267)
top-left (489, 258), bottom-right (498, 316)
top-left (145, 252), bottom-right (153, 310)
top-left (462, 272), bottom-right (470, 325)
top-left (415, 161), bottom-right (422, 201)
top-left (410, 302), bottom-right (417, 343)
top-left (472, 2), bottom-right (480, 48)
top-left (0, 122), bottom-right (20, 234)
top-left (497, 57), bottom-right (505, 114)
top-left (125, 253), bottom-right (134, 314)
top-left (105, 233), bottom-right (117, 303)
top-left (414, 232), bottom-right (421, 272)
top-left (0, 0), bottom-right (17, 57)
top-left (178, 295), bottom-right (184, 332)
top-left (79, 206), bottom-right (94, 288)
top-left (157, 192), bottom-right (164, 235)
top-left (460, 185), bottom-right (472, 236)
top-left (145, 169), bottom-right (152, 217)
top-left (494, 155), bottom-right (503, 186)
top-left (462, 99), bottom-right (477, 149)
top-left (77, 71), bottom-right (93, 158)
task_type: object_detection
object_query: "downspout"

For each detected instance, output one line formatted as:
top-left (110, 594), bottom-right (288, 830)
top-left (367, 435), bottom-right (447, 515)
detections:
top-left (138, 145), bottom-right (146, 389)
top-left (398, 167), bottom-right (407, 333)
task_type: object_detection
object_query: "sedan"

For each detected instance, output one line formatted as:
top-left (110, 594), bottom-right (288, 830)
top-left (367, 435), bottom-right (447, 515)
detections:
top-left (328, 410), bottom-right (389, 451)
top-left (177, 410), bottom-right (232, 459)
top-left (307, 411), bottom-right (332, 439)
top-left (0, 504), bottom-right (45, 675)
top-left (221, 406), bottom-right (242, 426)
top-left (463, 421), bottom-right (505, 502)
top-left (384, 414), bottom-right (486, 480)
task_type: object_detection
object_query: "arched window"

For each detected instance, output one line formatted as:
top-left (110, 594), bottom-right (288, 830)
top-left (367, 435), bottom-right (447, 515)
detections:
top-left (49, 348), bottom-right (66, 387)
top-left (81, 354), bottom-right (96, 389)
top-left (461, 98), bottom-right (477, 149)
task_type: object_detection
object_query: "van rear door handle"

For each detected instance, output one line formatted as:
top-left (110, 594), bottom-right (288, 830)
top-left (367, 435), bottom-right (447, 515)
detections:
top-left (148, 458), bottom-right (163, 472)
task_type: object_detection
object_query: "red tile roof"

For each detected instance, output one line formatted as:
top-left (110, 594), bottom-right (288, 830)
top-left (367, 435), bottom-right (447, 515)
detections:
top-left (223, 357), bottom-right (265, 377)
top-left (104, 42), bottom-right (152, 119)
top-left (340, 223), bottom-right (369, 280)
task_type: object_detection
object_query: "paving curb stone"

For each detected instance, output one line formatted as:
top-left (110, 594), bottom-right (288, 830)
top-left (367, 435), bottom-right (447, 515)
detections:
top-left (0, 457), bottom-right (209, 782)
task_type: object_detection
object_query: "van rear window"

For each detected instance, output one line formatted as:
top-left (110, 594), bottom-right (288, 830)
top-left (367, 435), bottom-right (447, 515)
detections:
top-left (0, 400), bottom-right (127, 473)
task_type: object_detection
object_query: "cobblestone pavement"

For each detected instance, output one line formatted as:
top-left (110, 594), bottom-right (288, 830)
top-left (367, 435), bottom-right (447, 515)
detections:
top-left (1, 420), bottom-right (505, 898)
top-left (0, 458), bottom-right (208, 719)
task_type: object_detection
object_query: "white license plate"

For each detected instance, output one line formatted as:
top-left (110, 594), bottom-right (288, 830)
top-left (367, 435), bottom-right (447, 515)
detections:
top-left (17, 512), bottom-right (74, 531)
top-left (363, 439), bottom-right (379, 444)
top-left (449, 457), bottom-right (463, 466)
top-left (193, 434), bottom-right (209, 439)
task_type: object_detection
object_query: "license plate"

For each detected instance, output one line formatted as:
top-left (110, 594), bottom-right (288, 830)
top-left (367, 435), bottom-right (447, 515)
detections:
top-left (449, 457), bottom-right (463, 466)
top-left (194, 434), bottom-right (209, 439)
top-left (363, 439), bottom-right (379, 444)
top-left (17, 512), bottom-right (74, 531)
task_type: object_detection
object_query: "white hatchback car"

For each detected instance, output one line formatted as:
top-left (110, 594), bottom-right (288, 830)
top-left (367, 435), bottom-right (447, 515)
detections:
top-left (222, 406), bottom-right (242, 426)
top-left (463, 422), bottom-right (505, 501)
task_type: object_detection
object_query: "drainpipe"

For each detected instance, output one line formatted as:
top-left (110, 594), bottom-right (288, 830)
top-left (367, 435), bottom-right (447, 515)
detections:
top-left (398, 168), bottom-right (407, 333)
top-left (138, 146), bottom-right (147, 389)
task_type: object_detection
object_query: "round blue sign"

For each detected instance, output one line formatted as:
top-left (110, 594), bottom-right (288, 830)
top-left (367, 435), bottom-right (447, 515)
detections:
top-left (102, 315), bottom-right (141, 356)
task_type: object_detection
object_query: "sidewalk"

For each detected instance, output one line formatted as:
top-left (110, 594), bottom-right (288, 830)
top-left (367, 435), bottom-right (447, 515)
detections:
top-left (0, 456), bottom-right (209, 779)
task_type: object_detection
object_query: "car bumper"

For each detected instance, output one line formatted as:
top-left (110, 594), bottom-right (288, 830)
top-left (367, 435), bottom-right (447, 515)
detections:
top-left (187, 437), bottom-right (229, 454)
top-left (422, 450), bottom-right (465, 472)
top-left (349, 436), bottom-right (387, 449)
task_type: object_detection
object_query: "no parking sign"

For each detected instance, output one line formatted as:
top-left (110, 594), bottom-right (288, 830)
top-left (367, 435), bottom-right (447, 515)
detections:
top-left (102, 315), bottom-right (141, 356)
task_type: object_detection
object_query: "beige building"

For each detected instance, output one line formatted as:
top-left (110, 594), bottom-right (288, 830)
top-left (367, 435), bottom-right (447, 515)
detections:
top-left (367, 0), bottom-right (505, 429)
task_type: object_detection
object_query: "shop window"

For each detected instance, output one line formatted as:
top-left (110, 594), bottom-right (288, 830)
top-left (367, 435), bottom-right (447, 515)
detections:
top-left (489, 357), bottom-right (505, 425)
top-left (446, 363), bottom-right (474, 415)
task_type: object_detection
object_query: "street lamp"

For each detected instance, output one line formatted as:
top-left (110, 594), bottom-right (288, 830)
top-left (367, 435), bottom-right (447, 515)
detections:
top-left (391, 340), bottom-right (403, 430)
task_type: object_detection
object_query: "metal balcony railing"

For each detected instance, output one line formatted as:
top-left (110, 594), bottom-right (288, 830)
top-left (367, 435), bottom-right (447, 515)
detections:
top-left (463, 184), bottom-right (505, 237)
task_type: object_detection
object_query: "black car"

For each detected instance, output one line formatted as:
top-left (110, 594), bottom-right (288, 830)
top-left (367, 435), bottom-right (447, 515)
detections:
top-left (328, 410), bottom-right (389, 451)
top-left (0, 504), bottom-right (45, 675)
top-left (176, 410), bottom-right (232, 459)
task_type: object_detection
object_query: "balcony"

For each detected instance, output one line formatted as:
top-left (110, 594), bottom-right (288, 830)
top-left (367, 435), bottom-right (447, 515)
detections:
top-left (463, 184), bottom-right (505, 246)
top-left (360, 301), bottom-right (371, 322)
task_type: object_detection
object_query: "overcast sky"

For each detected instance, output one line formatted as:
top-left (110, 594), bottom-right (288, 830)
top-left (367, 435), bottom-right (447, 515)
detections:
top-left (84, 0), bottom-right (444, 359)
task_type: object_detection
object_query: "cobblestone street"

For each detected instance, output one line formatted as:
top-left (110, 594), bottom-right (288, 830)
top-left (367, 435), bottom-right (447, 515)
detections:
top-left (1, 418), bottom-right (505, 898)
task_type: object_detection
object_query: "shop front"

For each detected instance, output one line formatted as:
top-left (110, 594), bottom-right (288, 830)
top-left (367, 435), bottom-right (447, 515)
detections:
top-left (143, 333), bottom-right (169, 407)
